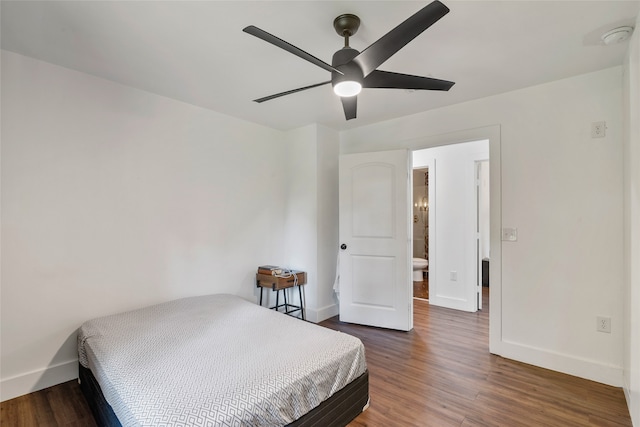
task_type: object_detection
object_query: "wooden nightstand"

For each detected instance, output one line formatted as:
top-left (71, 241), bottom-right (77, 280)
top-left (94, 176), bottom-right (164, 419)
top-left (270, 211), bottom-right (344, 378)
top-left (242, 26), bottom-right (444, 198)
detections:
top-left (256, 271), bottom-right (307, 320)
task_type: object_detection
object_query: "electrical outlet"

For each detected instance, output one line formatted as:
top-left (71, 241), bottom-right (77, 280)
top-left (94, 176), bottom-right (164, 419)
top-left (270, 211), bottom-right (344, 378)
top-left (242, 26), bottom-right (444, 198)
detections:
top-left (450, 271), bottom-right (457, 281)
top-left (502, 227), bottom-right (518, 241)
top-left (597, 316), bottom-right (611, 333)
top-left (591, 121), bottom-right (606, 138)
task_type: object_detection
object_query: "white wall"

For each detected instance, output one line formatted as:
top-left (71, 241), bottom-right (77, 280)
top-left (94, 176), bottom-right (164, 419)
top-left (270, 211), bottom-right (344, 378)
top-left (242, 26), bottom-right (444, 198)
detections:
top-left (283, 124), bottom-right (340, 323)
top-left (623, 13), bottom-right (640, 426)
top-left (282, 125), bottom-right (318, 313)
top-left (315, 125), bottom-right (340, 318)
top-left (341, 67), bottom-right (625, 387)
top-left (414, 140), bottom-right (489, 312)
top-left (0, 51), bottom-right (289, 401)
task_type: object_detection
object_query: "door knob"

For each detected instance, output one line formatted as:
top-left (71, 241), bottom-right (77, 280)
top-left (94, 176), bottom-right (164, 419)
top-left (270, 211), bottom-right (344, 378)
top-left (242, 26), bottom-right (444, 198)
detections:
top-left (340, 244), bottom-right (347, 250)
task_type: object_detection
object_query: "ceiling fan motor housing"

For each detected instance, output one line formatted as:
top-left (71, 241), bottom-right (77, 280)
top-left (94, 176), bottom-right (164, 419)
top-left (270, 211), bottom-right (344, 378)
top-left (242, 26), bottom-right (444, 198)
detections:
top-left (331, 47), bottom-right (364, 89)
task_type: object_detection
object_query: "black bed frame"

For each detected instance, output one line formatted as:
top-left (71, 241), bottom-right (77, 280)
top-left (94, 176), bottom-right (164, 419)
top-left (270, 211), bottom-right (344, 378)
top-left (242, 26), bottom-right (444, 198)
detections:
top-left (79, 364), bottom-right (368, 427)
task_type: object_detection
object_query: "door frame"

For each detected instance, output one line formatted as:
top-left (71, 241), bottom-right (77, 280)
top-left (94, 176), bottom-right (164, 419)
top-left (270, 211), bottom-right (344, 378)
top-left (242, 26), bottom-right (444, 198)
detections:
top-left (408, 125), bottom-right (502, 354)
top-left (413, 140), bottom-right (488, 312)
top-left (475, 159), bottom-right (490, 311)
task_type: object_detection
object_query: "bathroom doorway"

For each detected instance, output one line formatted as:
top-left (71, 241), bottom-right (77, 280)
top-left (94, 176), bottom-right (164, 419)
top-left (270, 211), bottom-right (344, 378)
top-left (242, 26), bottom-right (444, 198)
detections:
top-left (412, 168), bottom-right (429, 300)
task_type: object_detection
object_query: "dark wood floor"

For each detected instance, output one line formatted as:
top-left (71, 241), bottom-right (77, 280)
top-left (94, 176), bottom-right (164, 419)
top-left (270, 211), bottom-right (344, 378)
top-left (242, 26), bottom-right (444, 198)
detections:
top-left (413, 277), bottom-right (429, 300)
top-left (323, 289), bottom-right (631, 427)
top-left (1, 288), bottom-right (631, 426)
top-left (0, 379), bottom-right (97, 427)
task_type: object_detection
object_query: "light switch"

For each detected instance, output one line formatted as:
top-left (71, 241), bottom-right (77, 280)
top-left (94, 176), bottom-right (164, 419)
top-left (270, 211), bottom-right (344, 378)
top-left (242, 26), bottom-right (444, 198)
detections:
top-left (502, 227), bottom-right (518, 241)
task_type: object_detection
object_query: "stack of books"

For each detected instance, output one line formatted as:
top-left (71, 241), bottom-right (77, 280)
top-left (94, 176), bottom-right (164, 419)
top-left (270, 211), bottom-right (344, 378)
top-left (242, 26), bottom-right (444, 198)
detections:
top-left (257, 265), bottom-right (283, 275)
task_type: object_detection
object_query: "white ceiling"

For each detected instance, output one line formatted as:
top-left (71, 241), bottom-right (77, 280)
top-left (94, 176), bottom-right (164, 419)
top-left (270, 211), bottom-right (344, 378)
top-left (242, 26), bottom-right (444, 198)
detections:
top-left (1, 1), bottom-right (638, 131)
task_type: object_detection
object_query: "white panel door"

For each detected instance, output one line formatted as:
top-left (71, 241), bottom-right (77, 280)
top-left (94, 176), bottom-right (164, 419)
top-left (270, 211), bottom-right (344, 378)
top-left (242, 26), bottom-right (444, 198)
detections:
top-left (339, 150), bottom-right (412, 331)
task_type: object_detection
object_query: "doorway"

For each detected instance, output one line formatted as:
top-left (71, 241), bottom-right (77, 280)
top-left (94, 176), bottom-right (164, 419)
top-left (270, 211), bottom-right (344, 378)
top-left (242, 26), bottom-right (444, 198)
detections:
top-left (412, 168), bottom-right (430, 300)
top-left (413, 139), bottom-right (489, 312)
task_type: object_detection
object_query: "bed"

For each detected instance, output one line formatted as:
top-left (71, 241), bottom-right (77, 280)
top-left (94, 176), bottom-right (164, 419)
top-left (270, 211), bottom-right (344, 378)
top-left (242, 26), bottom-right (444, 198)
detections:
top-left (77, 293), bottom-right (369, 427)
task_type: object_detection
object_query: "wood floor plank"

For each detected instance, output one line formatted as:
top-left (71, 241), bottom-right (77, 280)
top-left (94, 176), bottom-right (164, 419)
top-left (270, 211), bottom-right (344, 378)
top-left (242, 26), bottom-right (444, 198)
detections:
top-left (0, 381), bottom-right (97, 427)
top-left (0, 288), bottom-right (631, 426)
top-left (1, 387), bottom-right (55, 427)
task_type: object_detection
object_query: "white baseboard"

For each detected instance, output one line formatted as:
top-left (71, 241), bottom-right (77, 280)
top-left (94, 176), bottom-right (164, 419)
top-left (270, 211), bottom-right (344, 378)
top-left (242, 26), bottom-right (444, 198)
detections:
top-left (1, 359), bottom-right (78, 402)
top-left (305, 303), bottom-right (339, 323)
top-left (623, 384), bottom-right (631, 407)
top-left (429, 296), bottom-right (475, 312)
top-left (622, 385), bottom-right (639, 427)
top-left (496, 339), bottom-right (623, 387)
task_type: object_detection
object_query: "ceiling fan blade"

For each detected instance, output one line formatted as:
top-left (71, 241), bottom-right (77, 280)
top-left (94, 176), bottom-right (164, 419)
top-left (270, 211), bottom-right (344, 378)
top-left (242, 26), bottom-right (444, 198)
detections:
top-left (341, 96), bottom-right (357, 120)
top-left (253, 81), bottom-right (331, 103)
top-left (363, 70), bottom-right (454, 91)
top-left (353, 1), bottom-right (449, 77)
top-left (243, 26), bottom-right (343, 75)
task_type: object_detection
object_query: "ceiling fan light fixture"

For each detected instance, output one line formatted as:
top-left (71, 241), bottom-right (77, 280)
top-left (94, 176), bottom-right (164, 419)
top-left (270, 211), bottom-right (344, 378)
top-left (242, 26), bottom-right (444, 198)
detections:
top-left (245, 0), bottom-right (454, 120)
top-left (333, 80), bottom-right (362, 97)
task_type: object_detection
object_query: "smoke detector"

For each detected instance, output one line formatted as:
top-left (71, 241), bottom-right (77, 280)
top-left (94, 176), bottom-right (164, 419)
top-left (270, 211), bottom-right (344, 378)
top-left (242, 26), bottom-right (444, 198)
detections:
top-left (601, 26), bottom-right (634, 45)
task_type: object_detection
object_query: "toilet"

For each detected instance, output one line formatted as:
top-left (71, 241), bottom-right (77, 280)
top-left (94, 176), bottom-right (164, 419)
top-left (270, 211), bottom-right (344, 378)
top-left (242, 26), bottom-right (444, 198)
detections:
top-left (412, 258), bottom-right (428, 281)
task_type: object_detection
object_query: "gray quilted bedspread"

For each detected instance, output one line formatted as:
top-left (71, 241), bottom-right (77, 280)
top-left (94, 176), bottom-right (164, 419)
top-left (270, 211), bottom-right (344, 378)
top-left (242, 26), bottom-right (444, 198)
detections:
top-left (78, 294), bottom-right (367, 427)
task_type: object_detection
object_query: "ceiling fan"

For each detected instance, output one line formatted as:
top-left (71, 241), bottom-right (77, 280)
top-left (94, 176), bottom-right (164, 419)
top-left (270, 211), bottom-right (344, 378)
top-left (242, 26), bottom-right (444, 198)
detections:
top-left (243, 0), bottom-right (455, 121)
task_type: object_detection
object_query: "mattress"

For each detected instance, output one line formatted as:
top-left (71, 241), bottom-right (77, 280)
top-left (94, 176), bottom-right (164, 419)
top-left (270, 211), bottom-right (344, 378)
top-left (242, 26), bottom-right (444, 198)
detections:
top-left (77, 294), bottom-right (367, 426)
